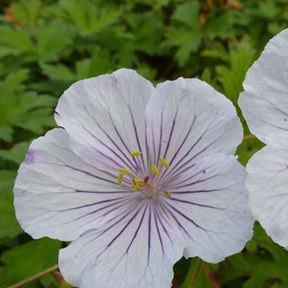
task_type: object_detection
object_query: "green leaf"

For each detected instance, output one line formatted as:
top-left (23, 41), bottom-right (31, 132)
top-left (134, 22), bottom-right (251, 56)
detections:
top-left (0, 126), bottom-right (13, 142)
top-left (171, 1), bottom-right (201, 28)
top-left (41, 63), bottom-right (75, 82)
top-left (216, 42), bottom-right (256, 104)
top-left (0, 170), bottom-right (22, 239)
top-left (0, 238), bottom-right (62, 287)
top-left (37, 22), bottom-right (77, 62)
top-left (0, 141), bottom-right (30, 164)
top-left (0, 26), bottom-right (34, 57)
top-left (165, 2), bottom-right (202, 66)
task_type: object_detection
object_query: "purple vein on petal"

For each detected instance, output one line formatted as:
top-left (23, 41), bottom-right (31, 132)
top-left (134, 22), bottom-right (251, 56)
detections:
top-left (153, 208), bottom-right (165, 256)
top-left (87, 108), bottom-right (138, 171)
top-left (109, 114), bottom-right (144, 172)
top-left (62, 107), bottom-right (136, 172)
top-left (65, 164), bottom-right (117, 185)
top-left (169, 130), bottom-right (232, 180)
top-left (159, 201), bottom-right (194, 240)
top-left (170, 174), bottom-right (219, 190)
top-left (75, 189), bottom-right (132, 194)
top-left (165, 197), bottom-right (223, 210)
top-left (62, 197), bottom-right (131, 224)
top-left (156, 110), bottom-right (164, 165)
top-left (161, 133), bottom-right (205, 181)
top-left (147, 204), bottom-right (152, 264)
top-left (105, 204), bottom-right (144, 249)
top-left (128, 106), bottom-right (146, 172)
top-left (97, 201), bottom-right (142, 240)
top-left (160, 116), bottom-right (196, 180)
top-left (126, 203), bottom-right (148, 253)
top-left (162, 106), bottom-right (179, 160)
top-left (172, 188), bottom-right (225, 194)
top-left (164, 201), bottom-right (207, 231)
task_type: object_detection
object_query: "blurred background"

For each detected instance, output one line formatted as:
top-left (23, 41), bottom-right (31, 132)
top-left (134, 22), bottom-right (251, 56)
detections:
top-left (0, 0), bottom-right (288, 287)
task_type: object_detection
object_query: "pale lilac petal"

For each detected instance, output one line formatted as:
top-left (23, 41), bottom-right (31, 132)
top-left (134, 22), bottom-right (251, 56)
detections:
top-left (55, 69), bottom-right (154, 174)
top-left (59, 202), bottom-right (184, 288)
top-left (239, 28), bottom-right (288, 148)
top-left (145, 78), bottom-right (242, 180)
top-left (247, 147), bottom-right (288, 248)
top-left (161, 154), bottom-right (254, 263)
top-left (14, 129), bottom-right (135, 241)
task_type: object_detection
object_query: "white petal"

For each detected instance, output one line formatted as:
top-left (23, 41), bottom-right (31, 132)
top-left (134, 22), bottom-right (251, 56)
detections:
top-left (14, 129), bottom-right (136, 241)
top-left (247, 147), bottom-right (288, 248)
top-left (162, 154), bottom-right (254, 263)
top-left (55, 68), bottom-right (154, 174)
top-left (59, 202), bottom-right (184, 288)
top-left (239, 28), bottom-right (288, 148)
top-left (145, 78), bottom-right (242, 180)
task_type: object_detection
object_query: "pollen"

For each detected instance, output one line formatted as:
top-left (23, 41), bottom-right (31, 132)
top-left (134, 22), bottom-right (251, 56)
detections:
top-left (159, 158), bottom-right (169, 169)
top-left (132, 183), bottom-right (142, 191)
top-left (130, 151), bottom-right (142, 157)
top-left (119, 168), bottom-right (131, 175)
top-left (118, 172), bottom-right (124, 185)
top-left (133, 178), bottom-right (144, 186)
top-left (151, 165), bottom-right (160, 177)
top-left (163, 190), bottom-right (171, 197)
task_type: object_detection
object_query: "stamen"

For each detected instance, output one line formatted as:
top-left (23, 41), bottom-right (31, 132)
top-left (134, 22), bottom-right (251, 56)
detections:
top-left (130, 151), bottom-right (142, 157)
top-left (118, 173), bottom-right (123, 185)
top-left (163, 190), bottom-right (171, 197)
top-left (159, 158), bottom-right (169, 169)
top-left (151, 165), bottom-right (160, 177)
top-left (131, 183), bottom-right (142, 191)
top-left (133, 178), bottom-right (144, 186)
top-left (119, 168), bottom-right (131, 175)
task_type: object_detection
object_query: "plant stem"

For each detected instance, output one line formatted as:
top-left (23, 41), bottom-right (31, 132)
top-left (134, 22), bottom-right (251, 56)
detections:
top-left (243, 134), bottom-right (256, 140)
top-left (188, 258), bottom-right (203, 288)
top-left (6, 264), bottom-right (59, 288)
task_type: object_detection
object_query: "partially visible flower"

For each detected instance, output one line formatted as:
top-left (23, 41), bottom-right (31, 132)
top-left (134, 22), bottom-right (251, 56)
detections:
top-left (14, 69), bottom-right (253, 288)
top-left (239, 28), bottom-right (288, 248)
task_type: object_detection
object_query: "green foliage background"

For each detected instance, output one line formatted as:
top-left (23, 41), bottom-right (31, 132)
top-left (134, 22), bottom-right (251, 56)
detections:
top-left (0, 0), bottom-right (287, 287)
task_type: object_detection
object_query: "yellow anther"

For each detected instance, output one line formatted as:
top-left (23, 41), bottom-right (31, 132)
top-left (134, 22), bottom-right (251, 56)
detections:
top-left (163, 190), bottom-right (171, 197)
top-left (132, 183), bottom-right (142, 192)
top-left (118, 173), bottom-right (124, 185)
top-left (159, 158), bottom-right (169, 169)
top-left (130, 151), bottom-right (142, 157)
top-left (119, 168), bottom-right (131, 175)
top-left (151, 165), bottom-right (160, 177)
top-left (133, 178), bottom-right (144, 186)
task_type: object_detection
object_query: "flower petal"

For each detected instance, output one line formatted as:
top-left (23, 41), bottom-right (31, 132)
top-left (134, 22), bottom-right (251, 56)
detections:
top-left (145, 78), bottom-right (242, 180)
top-left (162, 154), bottom-right (254, 263)
top-left (55, 68), bottom-right (154, 174)
top-left (14, 129), bottom-right (136, 241)
top-left (59, 202), bottom-right (184, 288)
top-left (239, 28), bottom-right (288, 148)
top-left (246, 146), bottom-right (288, 248)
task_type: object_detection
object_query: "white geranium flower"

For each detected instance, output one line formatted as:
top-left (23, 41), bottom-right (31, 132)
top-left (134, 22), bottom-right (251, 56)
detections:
top-left (239, 28), bottom-right (288, 248)
top-left (14, 69), bottom-right (253, 288)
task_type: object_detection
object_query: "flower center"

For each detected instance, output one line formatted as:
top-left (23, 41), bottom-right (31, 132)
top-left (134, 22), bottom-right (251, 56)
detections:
top-left (117, 151), bottom-right (171, 198)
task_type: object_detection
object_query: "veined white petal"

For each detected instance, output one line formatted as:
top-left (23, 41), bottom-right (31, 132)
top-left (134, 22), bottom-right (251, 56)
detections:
top-left (14, 129), bottom-right (135, 241)
top-left (247, 147), bottom-right (288, 248)
top-left (59, 202), bottom-right (184, 288)
top-left (145, 78), bottom-right (242, 180)
top-left (239, 28), bottom-right (288, 148)
top-left (55, 68), bottom-right (154, 174)
top-left (162, 154), bottom-right (254, 263)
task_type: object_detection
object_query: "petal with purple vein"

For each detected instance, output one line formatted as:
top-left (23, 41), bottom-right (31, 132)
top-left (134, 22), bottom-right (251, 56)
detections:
top-left (55, 69), bottom-right (154, 174)
top-left (59, 202), bottom-right (184, 288)
top-left (162, 154), bottom-right (254, 263)
top-left (14, 129), bottom-right (135, 241)
top-left (145, 78), bottom-right (242, 180)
